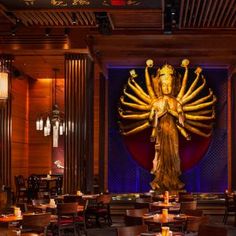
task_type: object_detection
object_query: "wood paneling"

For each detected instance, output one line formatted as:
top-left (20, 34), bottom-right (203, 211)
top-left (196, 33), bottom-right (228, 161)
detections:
top-left (0, 55), bottom-right (13, 187)
top-left (11, 77), bottom-right (28, 188)
top-left (28, 78), bottom-right (52, 174)
top-left (64, 54), bottom-right (94, 194)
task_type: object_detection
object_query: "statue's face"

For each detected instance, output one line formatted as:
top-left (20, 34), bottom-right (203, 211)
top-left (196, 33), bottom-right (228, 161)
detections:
top-left (160, 66), bottom-right (173, 95)
top-left (161, 80), bottom-right (172, 95)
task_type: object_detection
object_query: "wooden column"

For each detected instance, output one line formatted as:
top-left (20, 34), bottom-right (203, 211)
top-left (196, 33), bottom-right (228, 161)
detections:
top-left (99, 73), bottom-right (106, 192)
top-left (0, 55), bottom-right (13, 187)
top-left (230, 70), bottom-right (236, 191)
top-left (64, 54), bottom-right (94, 194)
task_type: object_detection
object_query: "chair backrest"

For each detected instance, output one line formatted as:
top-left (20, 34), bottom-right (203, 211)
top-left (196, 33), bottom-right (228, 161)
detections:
top-left (16, 203), bottom-right (28, 213)
top-left (125, 208), bottom-right (148, 226)
top-left (179, 192), bottom-right (194, 202)
top-left (117, 225), bottom-right (148, 236)
top-left (97, 194), bottom-right (112, 205)
top-left (126, 208), bottom-right (148, 217)
top-left (86, 227), bottom-right (118, 236)
top-left (64, 195), bottom-right (82, 203)
top-left (180, 200), bottom-right (197, 213)
top-left (57, 202), bottom-right (78, 215)
top-left (135, 198), bottom-right (151, 209)
top-left (182, 209), bottom-right (203, 216)
top-left (198, 224), bottom-right (227, 236)
top-left (22, 213), bottom-right (51, 228)
top-left (15, 175), bottom-right (26, 189)
top-left (28, 175), bottom-right (40, 190)
top-left (225, 193), bottom-right (236, 209)
top-left (186, 215), bottom-right (209, 232)
top-left (56, 175), bottom-right (63, 194)
top-left (32, 198), bottom-right (50, 205)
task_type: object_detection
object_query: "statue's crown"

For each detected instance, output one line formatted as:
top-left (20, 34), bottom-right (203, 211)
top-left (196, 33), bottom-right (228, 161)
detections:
top-left (159, 64), bottom-right (174, 75)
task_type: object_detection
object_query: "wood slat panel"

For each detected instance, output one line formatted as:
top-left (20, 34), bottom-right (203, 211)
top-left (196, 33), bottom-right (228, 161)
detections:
top-left (64, 54), bottom-right (94, 194)
top-left (202, 0), bottom-right (213, 27)
top-left (10, 10), bottom-right (96, 27)
top-left (179, 0), bottom-right (236, 29)
top-left (222, 0), bottom-right (235, 26)
top-left (187, 0), bottom-right (196, 27)
top-left (0, 55), bottom-right (13, 187)
top-left (217, 0), bottom-right (230, 27)
top-left (206, 0), bottom-right (218, 27)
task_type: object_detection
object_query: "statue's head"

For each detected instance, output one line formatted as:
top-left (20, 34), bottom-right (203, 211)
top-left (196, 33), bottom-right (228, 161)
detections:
top-left (159, 64), bottom-right (175, 95)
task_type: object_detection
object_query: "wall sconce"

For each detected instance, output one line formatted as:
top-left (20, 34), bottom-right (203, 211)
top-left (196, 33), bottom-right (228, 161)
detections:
top-left (0, 66), bottom-right (9, 100)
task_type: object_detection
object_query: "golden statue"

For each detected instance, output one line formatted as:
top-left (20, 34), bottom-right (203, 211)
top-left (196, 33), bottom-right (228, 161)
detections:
top-left (118, 59), bottom-right (216, 191)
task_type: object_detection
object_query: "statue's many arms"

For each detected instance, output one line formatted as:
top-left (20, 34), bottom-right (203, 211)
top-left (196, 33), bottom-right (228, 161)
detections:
top-left (118, 59), bottom-right (216, 191)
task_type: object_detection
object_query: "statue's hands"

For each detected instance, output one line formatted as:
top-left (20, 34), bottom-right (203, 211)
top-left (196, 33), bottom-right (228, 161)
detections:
top-left (178, 113), bottom-right (185, 127)
top-left (118, 107), bottom-right (123, 116)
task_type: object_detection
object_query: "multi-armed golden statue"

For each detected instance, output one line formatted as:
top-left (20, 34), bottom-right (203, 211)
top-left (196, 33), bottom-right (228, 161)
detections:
top-left (118, 59), bottom-right (216, 191)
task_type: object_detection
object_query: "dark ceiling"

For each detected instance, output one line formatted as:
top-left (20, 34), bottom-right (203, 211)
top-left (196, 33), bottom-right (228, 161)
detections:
top-left (0, 0), bottom-right (236, 78)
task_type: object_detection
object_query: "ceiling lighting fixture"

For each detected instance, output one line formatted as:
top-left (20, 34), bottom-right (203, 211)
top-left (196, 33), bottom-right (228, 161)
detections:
top-left (164, 0), bottom-right (179, 35)
top-left (72, 12), bottom-right (77, 25)
top-left (64, 28), bottom-right (70, 37)
top-left (45, 28), bottom-right (51, 37)
top-left (36, 69), bottom-right (64, 147)
top-left (95, 12), bottom-right (112, 35)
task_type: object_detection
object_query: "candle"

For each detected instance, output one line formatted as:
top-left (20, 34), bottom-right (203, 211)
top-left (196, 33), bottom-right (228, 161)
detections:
top-left (161, 226), bottom-right (170, 236)
top-left (164, 191), bottom-right (169, 204)
top-left (14, 207), bottom-right (21, 217)
top-left (162, 208), bottom-right (168, 219)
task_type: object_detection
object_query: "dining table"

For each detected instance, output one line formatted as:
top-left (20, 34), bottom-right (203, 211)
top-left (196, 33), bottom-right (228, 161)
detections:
top-left (143, 213), bottom-right (187, 231)
top-left (32, 202), bottom-right (84, 214)
top-left (150, 202), bottom-right (180, 212)
top-left (0, 227), bottom-right (38, 236)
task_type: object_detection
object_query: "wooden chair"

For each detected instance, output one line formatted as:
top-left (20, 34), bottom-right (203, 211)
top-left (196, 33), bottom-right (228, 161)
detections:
top-left (21, 213), bottom-right (51, 235)
top-left (180, 200), bottom-right (197, 213)
top-left (117, 225), bottom-right (148, 236)
top-left (14, 175), bottom-right (27, 202)
top-left (31, 199), bottom-right (50, 213)
top-left (223, 193), bottom-right (236, 224)
top-left (86, 194), bottom-right (112, 226)
top-left (125, 208), bottom-right (148, 226)
top-left (179, 192), bottom-right (194, 202)
top-left (50, 175), bottom-right (63, 196)
top-left (16, 202), bottom-right (28, 213)
top-left (185, 215), bottom-right (209, 233)
top-left (134, 198), bottom-right (151, 209)
top-left (27, 175), bottom-right (40, 201)
top-left (56, 202), bottom-right (78, 236)
top-left (86, 227), bottom-right (118, 236)
top-left (64, 195), bottom-right (83, 203)
top-left (183, 209), bottom-right (203, 216)
top-left (198, 224), bottom-right (228, 236)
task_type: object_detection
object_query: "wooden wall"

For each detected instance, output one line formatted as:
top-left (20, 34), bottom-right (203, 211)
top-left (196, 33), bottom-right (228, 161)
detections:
top-left (11, 76), bottom-right (65, 188)
top-left (11, 77), bottom-right (29, 186)
top-left (28, 79), bottom-right (52, 175)
top-left (28, 78), bottom-right (64, 175)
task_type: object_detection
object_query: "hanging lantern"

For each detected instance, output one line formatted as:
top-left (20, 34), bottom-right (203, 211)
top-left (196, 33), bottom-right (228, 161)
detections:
top-left (0, 71), bottom-right (8, 99)
top-left (35, 69), bottom-right (64, 148)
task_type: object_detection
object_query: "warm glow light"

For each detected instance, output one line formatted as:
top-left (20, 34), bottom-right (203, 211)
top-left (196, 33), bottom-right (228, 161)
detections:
top-left (0, 72), bottom-right (8, 99)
